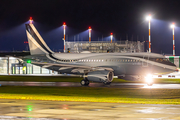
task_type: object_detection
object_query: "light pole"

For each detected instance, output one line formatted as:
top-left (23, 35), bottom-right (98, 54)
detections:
top-left (29, 17), bottom-right (33, 24)
top-left (89, 26), bottom-right (92, 43)
top-left (110, 33), bottom-right (113, 43)
top-left (63, 22), bottom-right (66, 53)
top-left (146, 14), bottom-right (151, 53)
top-left (171, 23), bottom-right (175, 56)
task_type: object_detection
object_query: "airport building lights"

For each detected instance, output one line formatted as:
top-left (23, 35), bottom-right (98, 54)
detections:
top-left (63, 22), bottom-right (66, 53)
top-left (146, 14), bottom-right (151, 53)
top-left (89, 26), bottom-right (92, 43)
top-left (29, 17), bottom-right (33, 24)
top-left (110, 33), bottom-right (113, 43)
top-left (171, 22), bottom-right (175, 56)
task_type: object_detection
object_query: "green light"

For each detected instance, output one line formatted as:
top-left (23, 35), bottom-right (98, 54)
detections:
top-left (27, 60), bottom-right (31, 63)
top-left (27, 105), bottom-right (33, 111)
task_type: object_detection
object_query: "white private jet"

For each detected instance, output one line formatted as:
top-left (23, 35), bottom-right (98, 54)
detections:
top-left (22, 23), bottom-right (177, 86)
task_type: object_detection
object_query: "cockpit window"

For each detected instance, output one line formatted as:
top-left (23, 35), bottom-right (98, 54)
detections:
top-left (155, 58), bottom-right (163, 62)
top-left (149, 58), bottom-right (175, 66)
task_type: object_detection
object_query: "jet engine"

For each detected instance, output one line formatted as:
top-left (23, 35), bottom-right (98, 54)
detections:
top-left (84, 70), bottom-right (114, 83)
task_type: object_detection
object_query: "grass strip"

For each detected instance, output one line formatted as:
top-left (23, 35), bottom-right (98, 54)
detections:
top-left (0, 86), bottom-right (180, 104)
top-left (0, 75), bottom-right (82, 82)
top-left (0, 75), bottom-right (134, 83)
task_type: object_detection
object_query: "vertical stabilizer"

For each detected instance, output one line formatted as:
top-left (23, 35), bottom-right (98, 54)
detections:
top-left (25, 24), bottom-right (54, 55)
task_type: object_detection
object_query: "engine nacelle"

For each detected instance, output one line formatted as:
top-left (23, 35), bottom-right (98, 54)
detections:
top-left (84, 70), bottom-right (114, 83)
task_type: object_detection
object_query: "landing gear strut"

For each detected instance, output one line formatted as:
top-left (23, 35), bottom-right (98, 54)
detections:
top-left (80, 80), bottom-right (89, 86)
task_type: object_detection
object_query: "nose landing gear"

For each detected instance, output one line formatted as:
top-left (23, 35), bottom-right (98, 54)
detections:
top-left (80, 80), bottom-right (89, 86)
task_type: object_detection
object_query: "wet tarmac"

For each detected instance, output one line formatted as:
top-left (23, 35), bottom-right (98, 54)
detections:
top-left (0, 99), bottom-right (180, 120)
top-left (0, 81), bottom-right (180, 89)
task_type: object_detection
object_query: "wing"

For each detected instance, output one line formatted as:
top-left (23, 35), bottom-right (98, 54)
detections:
top-left (31, 62), bottom-right (114, 74)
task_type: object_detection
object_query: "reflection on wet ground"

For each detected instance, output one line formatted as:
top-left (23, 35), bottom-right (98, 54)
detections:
top-left (0, 81), bottom-right (180, 89)
top-left (0, 99), bottom-right (180, 120)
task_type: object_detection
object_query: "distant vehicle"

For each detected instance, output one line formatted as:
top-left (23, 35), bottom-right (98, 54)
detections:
top-left (22, 24), bottom-right (177, 86)
top-left (172, 75), bottom-right (175, 77)
top-left (158, 75), bottom-right (162, 77)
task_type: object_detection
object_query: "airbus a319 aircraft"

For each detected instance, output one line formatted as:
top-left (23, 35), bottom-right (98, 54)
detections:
top-left (22, 23), bottom-right (177, 86)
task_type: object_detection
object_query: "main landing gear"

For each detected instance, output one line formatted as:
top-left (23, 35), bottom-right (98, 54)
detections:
top-left (80, 79), bottom-right (89, 86)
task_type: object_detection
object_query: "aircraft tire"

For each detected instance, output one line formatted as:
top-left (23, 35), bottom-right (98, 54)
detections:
top-left (80, 80), bottom-right (89, 86)
top-left (85, 80), bottom-right (89, 86)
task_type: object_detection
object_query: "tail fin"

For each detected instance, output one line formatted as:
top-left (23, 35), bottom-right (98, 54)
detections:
top-left (25, 24), bottom-right (54, 55)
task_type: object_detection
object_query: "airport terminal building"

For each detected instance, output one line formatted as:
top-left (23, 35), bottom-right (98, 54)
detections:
top-left (0, 57), bottom-right (54, 75)
top-left (65, 40), bottom-right (144, 53)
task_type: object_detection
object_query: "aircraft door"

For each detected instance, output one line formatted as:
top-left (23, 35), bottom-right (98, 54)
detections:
top-left (142, 55), bottom-right (149, 67)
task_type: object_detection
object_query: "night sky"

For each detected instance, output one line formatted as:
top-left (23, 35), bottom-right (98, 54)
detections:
top-left (0, 0), bottom-right (180, 55)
